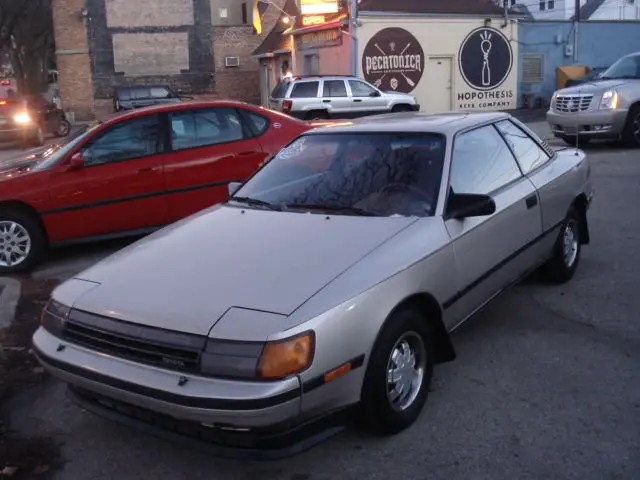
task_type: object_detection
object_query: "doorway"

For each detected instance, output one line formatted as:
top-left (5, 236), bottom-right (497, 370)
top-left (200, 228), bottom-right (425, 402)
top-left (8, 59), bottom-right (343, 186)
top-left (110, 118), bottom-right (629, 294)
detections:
top-left (425, 56), bottom-right (453, 113)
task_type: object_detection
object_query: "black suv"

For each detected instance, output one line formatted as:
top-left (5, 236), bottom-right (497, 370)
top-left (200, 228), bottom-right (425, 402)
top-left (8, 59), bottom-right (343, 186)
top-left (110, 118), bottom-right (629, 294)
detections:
top-left (113, 85), bottom-right (190, 112)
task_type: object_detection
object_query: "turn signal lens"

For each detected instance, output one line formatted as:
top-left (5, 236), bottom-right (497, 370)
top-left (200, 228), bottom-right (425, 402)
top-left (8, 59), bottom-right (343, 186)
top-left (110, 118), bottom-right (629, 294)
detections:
top-left (257, 331), bottom-right (314, 379)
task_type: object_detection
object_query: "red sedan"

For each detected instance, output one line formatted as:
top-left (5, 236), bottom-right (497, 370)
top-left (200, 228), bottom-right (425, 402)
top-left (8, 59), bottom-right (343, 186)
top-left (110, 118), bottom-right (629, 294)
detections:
top-left (0, 100), bottom-right (312, 273)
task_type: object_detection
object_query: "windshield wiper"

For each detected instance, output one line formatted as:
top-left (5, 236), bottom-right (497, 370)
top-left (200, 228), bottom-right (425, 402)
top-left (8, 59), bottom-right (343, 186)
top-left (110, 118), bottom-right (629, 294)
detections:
top-left (284, 203), bottom-right (376, 216)
top-left (228, 196), bottom-right (281, 211)
top-left (600, 75), bottom-right (640, 80)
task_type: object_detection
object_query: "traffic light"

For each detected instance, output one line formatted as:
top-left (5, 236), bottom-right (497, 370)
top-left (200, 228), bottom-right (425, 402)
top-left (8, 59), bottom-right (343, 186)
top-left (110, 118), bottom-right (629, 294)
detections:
top-left (252, 0), bottom-right (269, 34)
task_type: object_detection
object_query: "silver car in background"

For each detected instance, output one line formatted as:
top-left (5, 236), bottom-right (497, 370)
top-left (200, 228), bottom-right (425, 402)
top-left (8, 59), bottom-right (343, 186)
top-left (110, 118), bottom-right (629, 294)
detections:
top-left (269, 74), bottom-right (420, 120)
top-left (547, 51), bottom-right (640, 147)
top-left (32, 112), bottom-right (594, 459)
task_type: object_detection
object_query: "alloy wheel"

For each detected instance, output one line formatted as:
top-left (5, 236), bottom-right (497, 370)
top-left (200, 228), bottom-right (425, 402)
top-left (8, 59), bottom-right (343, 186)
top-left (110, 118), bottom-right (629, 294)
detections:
top-left (562, 219), bottom-right (579, 268)
top-left (386, 331), bottom-right (427, 412)
top-left (0, 220), bottom-right (32, 268)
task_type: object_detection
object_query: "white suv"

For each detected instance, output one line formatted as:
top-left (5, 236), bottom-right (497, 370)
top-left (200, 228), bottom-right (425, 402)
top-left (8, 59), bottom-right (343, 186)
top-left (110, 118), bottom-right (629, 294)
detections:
top-left (269, 75), bottom-right (420, 120)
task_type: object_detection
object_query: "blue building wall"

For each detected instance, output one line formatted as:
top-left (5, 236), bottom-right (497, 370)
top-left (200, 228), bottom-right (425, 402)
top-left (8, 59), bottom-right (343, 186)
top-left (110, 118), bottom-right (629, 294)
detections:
top-left (517, 21), bottom-right (640, 108)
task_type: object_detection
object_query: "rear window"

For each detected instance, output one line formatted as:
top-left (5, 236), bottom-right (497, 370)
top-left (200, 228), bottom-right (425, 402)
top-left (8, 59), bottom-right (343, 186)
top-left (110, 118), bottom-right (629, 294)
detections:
top-left (271, 80), bottom-right (290, 99)
top-left (290, 81), bottom-right (319, 98)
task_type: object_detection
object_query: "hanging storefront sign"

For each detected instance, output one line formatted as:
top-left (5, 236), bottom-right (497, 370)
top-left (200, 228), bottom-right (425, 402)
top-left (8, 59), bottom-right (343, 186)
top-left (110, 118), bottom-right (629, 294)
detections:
top-left (457, 27), bottom-right (514, 109)
top-left (300, 0), bottom-right (339, 15)
top-left (296, 29), bottom-right (343, 51)
top-left (361, 28), bottom-right (425, 94)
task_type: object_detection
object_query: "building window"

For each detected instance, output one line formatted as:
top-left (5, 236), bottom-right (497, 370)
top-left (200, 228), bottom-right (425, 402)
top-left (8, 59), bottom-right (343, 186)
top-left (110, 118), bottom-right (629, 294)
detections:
top-left (219, 7), bottom-right (228, 18)
top-left (539, 1), bottom-right (546, 10)
top-left (522, 54), bottom-right (544, 83)
top-left (241, 2), bottom-right (248, 24)
top-left (548, 0), bottom-right (555, 9)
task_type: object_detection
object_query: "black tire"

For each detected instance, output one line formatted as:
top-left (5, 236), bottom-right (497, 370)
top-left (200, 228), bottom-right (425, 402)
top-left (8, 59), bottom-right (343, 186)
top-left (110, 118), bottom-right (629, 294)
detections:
top-left (305, 110), bottom-right (328, 120)
top-left (55, 119), bottom-right (71, 137)
top-left (391, 104), bottom-right (412, 113)
top-left (0, 208), bottom-right (47, 274)
top-left (622, 104), bottom-right (640, 148)
top-left (561, 135), bottom-right (590, 147)
top-left (360, 307), bottom-right (434, 435)
top-left (20, 127), bottom-right (44, 148)
top-left (541, 206), bottom-right (582, 284)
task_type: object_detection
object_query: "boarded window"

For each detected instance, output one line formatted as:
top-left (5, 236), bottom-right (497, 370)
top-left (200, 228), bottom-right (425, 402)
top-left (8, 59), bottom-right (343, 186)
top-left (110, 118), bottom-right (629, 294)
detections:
top-left (522, 54), bottom-right (544, 83)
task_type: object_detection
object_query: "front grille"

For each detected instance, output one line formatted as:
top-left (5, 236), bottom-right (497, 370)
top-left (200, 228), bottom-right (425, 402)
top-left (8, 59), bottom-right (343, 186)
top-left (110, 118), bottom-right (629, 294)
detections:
top-left (554, 94), bottom-right (593, 113)
top-left (62, 310), bottom-right (202, 373)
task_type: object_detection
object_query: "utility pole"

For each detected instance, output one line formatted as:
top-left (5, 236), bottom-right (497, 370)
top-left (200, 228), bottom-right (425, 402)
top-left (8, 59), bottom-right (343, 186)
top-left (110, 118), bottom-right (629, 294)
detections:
top-left (349, 0), bottom-right (358, 76)
top-left (573, 0), bottom-right (580, 63)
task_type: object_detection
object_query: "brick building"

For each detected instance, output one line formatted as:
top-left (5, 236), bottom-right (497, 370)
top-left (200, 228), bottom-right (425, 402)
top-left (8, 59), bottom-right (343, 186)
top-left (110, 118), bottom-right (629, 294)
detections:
top-left (51, 0), bottom-right (286, 120)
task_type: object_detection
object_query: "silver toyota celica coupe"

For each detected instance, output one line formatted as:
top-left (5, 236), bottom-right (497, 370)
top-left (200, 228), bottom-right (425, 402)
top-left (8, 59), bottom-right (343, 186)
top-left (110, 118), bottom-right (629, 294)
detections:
top-left (33, 111), bottom-right (594, 458)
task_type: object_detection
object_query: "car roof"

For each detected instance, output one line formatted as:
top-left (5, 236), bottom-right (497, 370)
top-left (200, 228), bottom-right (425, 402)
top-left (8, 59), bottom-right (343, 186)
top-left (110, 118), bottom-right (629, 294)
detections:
top-left (305, 111), bottom-right (511, 136)
top-left (99, 100), bottom-right (305, 126)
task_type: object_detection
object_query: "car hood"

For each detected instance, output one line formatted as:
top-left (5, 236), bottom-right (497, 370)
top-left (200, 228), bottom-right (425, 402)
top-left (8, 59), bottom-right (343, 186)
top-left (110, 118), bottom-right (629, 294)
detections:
top-left (557, 79), bottom-right (630, 95)
top-left (71, 205), bottom-right (417, 336)
top-left (0, 145), bottom-right (54, 177)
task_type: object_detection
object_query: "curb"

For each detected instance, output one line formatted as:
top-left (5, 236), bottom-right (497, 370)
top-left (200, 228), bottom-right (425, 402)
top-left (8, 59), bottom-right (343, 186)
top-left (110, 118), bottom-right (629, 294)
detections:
top-left (0, 278), bottom-right (21, 329)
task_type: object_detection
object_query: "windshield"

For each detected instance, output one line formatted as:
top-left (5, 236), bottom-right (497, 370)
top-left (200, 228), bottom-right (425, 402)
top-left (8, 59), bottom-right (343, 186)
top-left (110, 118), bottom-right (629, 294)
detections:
top-left (230, 132), bottom-right (446, 217)
top-left (270, 79), bottom-right (290, 99)
top-left (31, 123), bottom-right (100, 171)
top-left (601, 54), bottom-right (640, 80)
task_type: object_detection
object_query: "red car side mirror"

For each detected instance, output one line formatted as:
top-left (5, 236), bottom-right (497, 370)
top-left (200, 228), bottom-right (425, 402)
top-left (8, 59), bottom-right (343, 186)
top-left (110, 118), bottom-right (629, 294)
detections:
top-left (66, 152), bottom-right (85, 171)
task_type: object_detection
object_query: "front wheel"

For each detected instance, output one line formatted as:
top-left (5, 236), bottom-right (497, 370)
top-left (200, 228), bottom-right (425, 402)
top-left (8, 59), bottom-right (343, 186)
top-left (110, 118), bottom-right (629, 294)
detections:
top-left (391, 104), bottom-right (412, 113)
top-left (622, 105), bottom-right (640, 148)
top-left (541, 206), bottom-right (582, 284)
top-left (360, 307), bottom-right (434, 435)
top-left (0, 210), bottom-right (47, 274)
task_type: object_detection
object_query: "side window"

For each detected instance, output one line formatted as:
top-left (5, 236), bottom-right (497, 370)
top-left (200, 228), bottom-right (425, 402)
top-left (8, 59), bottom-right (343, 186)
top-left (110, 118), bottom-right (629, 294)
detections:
top-left (323, 80), bottom-right (347, 97)
top-left (150, 86), bottom-right (171, 99)
top-left (170, 107), bottom-right (244, 150)
top-left (290, 81), bottom-right (319, 98)
top-left (450, 125), bottom-right (521, 195)
top-left (495, 120), bottom-right (550, 173)
top-left (244, 111), bottom-right (268, 136)
top-left (83, 114), bottom-right (162, 166)
top-left (349, 80), bottom-right (377, 97)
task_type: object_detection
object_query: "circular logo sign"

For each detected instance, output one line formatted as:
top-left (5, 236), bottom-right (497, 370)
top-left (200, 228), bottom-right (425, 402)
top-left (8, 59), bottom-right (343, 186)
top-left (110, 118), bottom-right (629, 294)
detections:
top-left (362, 28), bottom-right (425, 93)
top-left (458, 27), bottom-right (513, 91)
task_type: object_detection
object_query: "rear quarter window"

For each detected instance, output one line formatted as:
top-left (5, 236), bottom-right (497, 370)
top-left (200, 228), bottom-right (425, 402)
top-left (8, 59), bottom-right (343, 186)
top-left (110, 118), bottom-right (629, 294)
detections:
top-left (271, 80), bottom-right (290, 99)
top-left (290, 81), bottom-right (320, 98)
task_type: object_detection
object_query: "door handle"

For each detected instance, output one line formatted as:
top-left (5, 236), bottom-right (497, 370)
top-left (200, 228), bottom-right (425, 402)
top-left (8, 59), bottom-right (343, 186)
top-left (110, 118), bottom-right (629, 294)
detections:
top-left (525, 194), bottom-right (538, 209)
top-left (353, 99), bottom-right (362, 102)
top-left (322, 99), bottom-right (331, 103)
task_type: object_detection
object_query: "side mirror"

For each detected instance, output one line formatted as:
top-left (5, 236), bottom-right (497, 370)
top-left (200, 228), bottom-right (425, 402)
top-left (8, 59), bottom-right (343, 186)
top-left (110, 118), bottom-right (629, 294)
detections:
top-left (227, 181), bottom-right (242, 196)
top-left (446, 193), bottom-right (496, 220)
top-left (66, 152), bottom-right (85, 171)
top-left (370, 90), bottom-right (381, 97)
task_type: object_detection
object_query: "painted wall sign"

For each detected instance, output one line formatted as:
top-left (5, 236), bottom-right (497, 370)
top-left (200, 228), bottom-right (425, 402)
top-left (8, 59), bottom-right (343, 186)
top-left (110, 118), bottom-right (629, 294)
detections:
top-left (300, 0), bottom-right (339, 15)
top-left (457, 27), bottom-right (514, 109)
top-left (296, 29), bottom-right (342, 51)
top-left (302, 15), bottom-right (327, 26)
top-left (361, 27), bottom-right (425, 93)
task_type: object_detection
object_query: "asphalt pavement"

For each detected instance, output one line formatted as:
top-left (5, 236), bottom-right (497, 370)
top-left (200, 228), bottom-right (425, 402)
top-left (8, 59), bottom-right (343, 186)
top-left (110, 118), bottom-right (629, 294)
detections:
top-left (1, 123), bottom-right (639, 480)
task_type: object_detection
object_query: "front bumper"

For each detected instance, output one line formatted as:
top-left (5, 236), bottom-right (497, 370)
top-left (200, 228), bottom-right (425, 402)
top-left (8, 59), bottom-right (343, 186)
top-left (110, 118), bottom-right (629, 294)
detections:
top-left (546, 108), bottom-right (628, 139)
top-left (32, 327), bottom-right (302, 429)
top-left (0, 126), bottom-right (35, 142)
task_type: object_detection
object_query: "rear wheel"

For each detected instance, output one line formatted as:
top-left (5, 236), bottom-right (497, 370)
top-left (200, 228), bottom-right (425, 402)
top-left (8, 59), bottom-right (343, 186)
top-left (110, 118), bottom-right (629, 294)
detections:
top-left (622, 104), bottom-right (640, 148)
top-left (391, 104), bottom-right (412, 113)
top-left (305, 110), bottom-right (328, 120)
top-left (0, 209), bottom-right (46, 274)
top-left (360, 307), bottom-right (434, 435)
top-left (541, 206), bottom-right (582, 284)
top-left (55, 119), bottom-right (71, 137)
